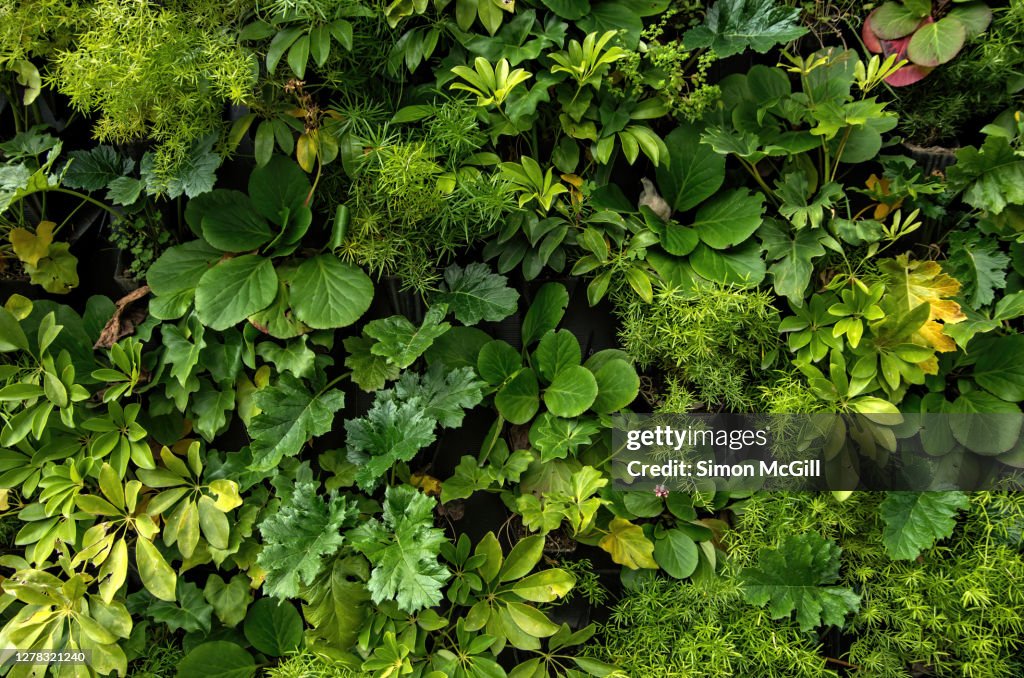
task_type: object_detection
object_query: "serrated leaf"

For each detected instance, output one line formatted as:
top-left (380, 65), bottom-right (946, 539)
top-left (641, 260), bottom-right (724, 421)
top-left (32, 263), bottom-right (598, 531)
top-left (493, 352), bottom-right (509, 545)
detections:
top-left (346, 391), bottom-right (438, 490)
top-left (741, 532), bottom-right (859, 632)
top-left (948, 135), bottom-right (1024, 215)
top-left (348, 485), bottom-right (451, 613)
top-left (433, 263), bottom-right (520, 325)
top-left (878, 254), bottom-right (966, 352)
top-left (344, 334), bottom-right (401, 392)
top-left (248, 373), bottom-right (346, 471)
top-left (257, 479), bottom-right (356, 599)
top-left (365, 305), bottom-right (451, 369)
top-left (879, 491), bottom-right (968, 560)
top-left (63, 146), bottom-right (133, 191)
top-left (945, 232), bottom-right (1008, 308)
top-left (394, 364), bottom-right (485, 428)
top-left (682, 0), bottom-right (808, 57)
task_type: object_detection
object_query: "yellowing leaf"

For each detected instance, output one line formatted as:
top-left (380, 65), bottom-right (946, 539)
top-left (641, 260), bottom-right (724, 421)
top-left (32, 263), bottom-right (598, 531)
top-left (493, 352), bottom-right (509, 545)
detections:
top-left (879, 254), bottom-right (966, 352)
top-left (10, 220), bottom-right (54, 267)
top-left (598, 517), bottom-right (657, 570)
top-left (410, 473), bottom-right (442, 497)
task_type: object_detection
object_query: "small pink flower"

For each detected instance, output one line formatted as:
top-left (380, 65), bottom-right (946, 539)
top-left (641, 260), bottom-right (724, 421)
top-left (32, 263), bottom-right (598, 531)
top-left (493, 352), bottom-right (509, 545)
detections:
top-left (654, 484), bottom-right (669, 498)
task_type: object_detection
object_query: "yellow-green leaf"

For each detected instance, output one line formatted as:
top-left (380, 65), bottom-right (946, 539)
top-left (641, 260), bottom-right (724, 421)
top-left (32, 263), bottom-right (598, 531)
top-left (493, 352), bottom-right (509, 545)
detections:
top-left (136, 537), bottom-right (176, 601)
top-left (598, 517), bottom-right (658, 569)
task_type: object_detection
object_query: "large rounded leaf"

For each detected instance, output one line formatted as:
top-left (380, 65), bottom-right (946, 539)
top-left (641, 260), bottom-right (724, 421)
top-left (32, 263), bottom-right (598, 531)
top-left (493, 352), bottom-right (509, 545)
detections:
top-left (590, 358), bottom-right (640, 414)
top-left (949, 391), bottom-right (1022, 455)
top-left (534, 330), bottom-right (582, 383)
top-left (175, 642), bottom-right (255, 678)
top-left (867, 3), bottom-right (926, 40)
top-left (973, 335), bottom-right (1024, 402)
top-left (693, 189), bottom-right (764, 250)
top-left (243, 598), bottom-right (303, 657)
top-left (248, 155), bottom-right (310, 224)
top-left (477, 340), bottom-right (522, 385)
top-left (947, 3), bottom-right (992, 39)
top-left (195, 256), bottom-right (278, 331)
top-left (690, 241), bottom-right (766, 286)
top-left (653, 529), bottom-right (699, 579)
top-left (495, 369), bottom-right (540, 424)
top-left (655, 124), bottom-right (725, 212)
top-left (907, 17), bottom-right (966, 67)
top-left (661, 224), bottom-right (699, 256)
top-left (544, 365), bottom-right (598, 418)
top-left (194, 191), bottom-right (272, 252)
top-left (288, 255), bottom-right (374, 329)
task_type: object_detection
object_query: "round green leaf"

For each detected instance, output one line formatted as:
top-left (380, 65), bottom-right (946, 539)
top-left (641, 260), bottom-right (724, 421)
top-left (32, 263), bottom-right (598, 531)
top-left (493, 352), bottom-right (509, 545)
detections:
top-left (147, 241), bottom-right (223, 297)
top-left (622, 491), bottom-right (663, 518)
top-left (690, 241), bottom-right (766, 286)
top-left (495, 368), bottom-right (540, 424)
top-left (949, 391), bottom-right (1022, 455)
top-left (661, 224), bottom-right (699, 256)
top-left (288, 255), bottom-right (374, 330)
top-left (248, 155), bottom-right (310, 224)
top-left (653, 529), bottom-right (699, 579)
top-left (544, 365), bottom-right (598, 418)
top-left (540, 0), bottom-right (590, 20)
top-left (243, 598), bottom-right (303, 657)
top-left (175, 642), bottom-right (255, 678)
top-left (655, 124), bottom-right (726, 212)
top-left (907, 17), bottom-right (966, 67)
top-left (590, 358), bottom-right (640, 414)
top-left (193, 192), bottom-right (272, 252)
top-left (534, 330), bottom-right (581, 383)
top-left (693, 189), bottom-right (765, 250)
top-left (947, 3), bottom-right (992, 39)
top-left (868, 2), bottom-right (927, 40)
top-left (973, 335), bottom-right (1024, 402)
top-left (477, 340), bottom-right (522, 385)
top-left (195, 256), bottom-right (278, 331)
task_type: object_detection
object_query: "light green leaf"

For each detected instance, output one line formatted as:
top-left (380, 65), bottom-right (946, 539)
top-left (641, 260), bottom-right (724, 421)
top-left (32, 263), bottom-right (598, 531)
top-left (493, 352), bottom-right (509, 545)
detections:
top-left (195, 256), bottom-right (278, 331)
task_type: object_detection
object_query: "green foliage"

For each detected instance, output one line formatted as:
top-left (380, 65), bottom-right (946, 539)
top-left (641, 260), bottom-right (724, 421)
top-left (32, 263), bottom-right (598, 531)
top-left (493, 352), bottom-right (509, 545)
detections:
top-left (257, 478), bottom-right (358, 599)
top-left (879, 491), bottom-right (970, 560)
top-left (683, 0), bottom-right (808, 57)
top-left (348, 485), bottom-right (451, 613)
top-left (48, 0), bottom-right (256, 177)
top-left (618, 283), bottom-right (779, 410)
top-left (248, 373), bottom-right (347, 471)
top-left (741, 532), bottom-right (860, 631)
top-left (587, 576), bottom-right (837, 677)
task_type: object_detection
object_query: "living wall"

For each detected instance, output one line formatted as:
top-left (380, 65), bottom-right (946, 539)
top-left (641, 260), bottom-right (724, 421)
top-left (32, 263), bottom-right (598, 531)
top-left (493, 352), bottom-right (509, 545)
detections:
top-left (0, 0), bottom-right (1022, 675)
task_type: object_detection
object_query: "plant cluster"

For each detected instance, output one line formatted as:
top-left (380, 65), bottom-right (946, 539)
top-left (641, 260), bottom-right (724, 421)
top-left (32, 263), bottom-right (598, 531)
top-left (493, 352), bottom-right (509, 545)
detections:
top-left (0, 0), bottom-right (1022, 675)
